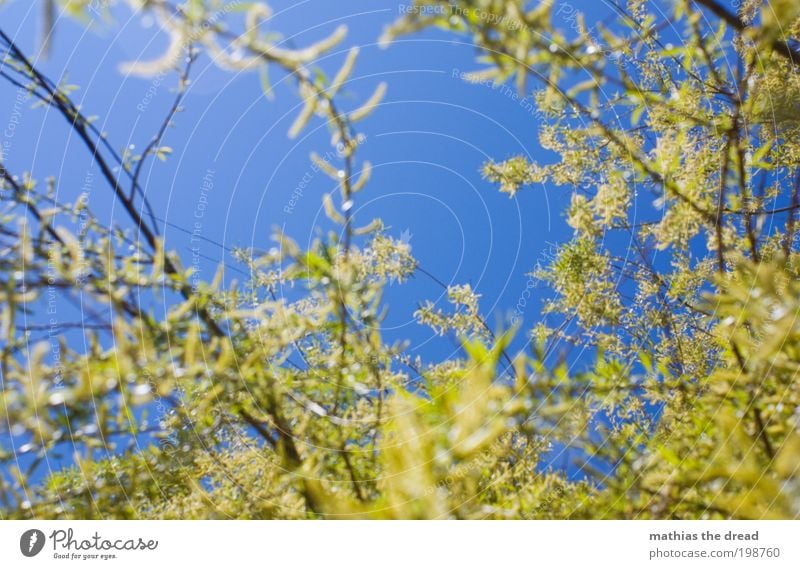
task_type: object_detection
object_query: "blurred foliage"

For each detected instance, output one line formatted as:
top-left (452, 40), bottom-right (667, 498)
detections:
top-left (1, 0), bottom-right (799, 519)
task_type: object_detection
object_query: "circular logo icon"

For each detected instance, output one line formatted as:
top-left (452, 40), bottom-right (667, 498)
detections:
top-left (20, 529), bottom-right (45, 557)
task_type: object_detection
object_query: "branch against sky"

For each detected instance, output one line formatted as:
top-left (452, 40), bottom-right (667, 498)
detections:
top-left (0, 0), bottom-right (798, 520)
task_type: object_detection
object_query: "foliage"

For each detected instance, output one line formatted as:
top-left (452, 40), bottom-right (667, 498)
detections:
top-left (1, 0), bottom-right (799, 519)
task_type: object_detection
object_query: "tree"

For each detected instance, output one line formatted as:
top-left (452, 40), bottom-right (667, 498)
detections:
top-left (0, 0), bottom-right (798, 519)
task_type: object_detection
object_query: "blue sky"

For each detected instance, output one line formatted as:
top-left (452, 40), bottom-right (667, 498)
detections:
top-left (0, 1), bottom-right (606, 366)
top-left (1, 1), bottom-right (650, 483)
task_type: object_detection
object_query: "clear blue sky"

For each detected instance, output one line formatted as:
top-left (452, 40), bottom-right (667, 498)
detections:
top-left (0, 1), bottom-right (602, 362)
top-left (1, 1), bottom-right (630, 479)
